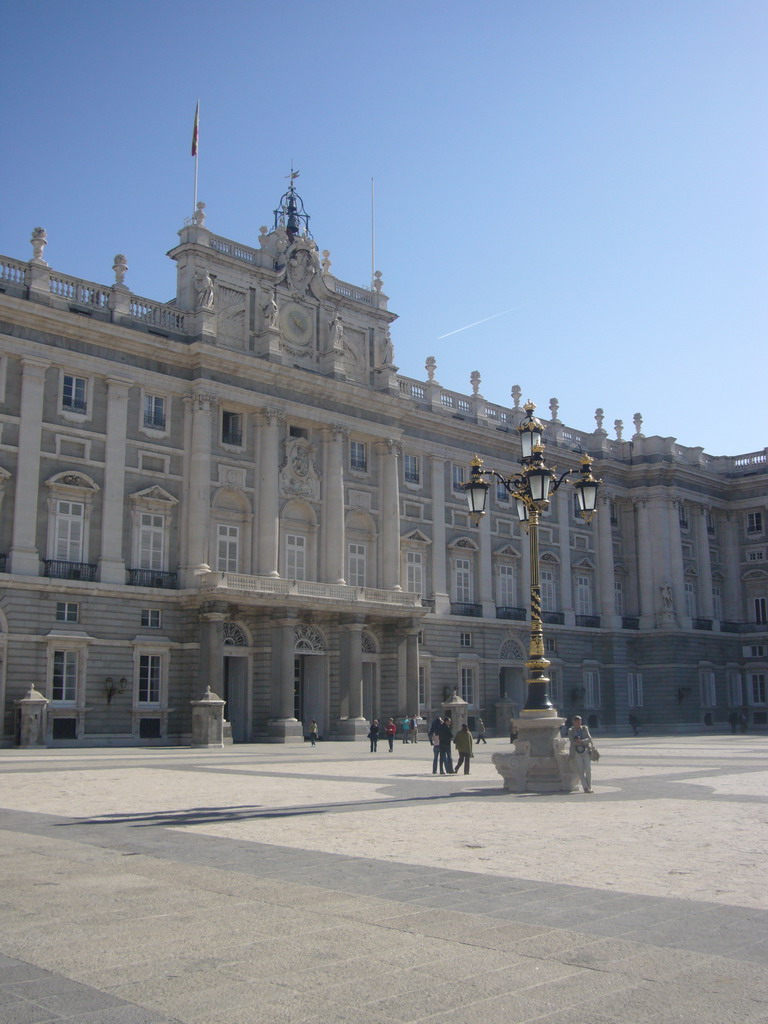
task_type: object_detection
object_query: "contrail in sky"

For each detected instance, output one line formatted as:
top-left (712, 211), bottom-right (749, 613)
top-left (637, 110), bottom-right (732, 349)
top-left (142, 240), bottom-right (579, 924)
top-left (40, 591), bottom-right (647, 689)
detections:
top-left (437, 306), bottom-right (522, 340)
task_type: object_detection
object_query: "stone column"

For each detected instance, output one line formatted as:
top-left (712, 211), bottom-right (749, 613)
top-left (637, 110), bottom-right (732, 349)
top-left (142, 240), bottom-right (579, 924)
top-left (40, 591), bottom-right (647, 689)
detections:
top-left (635, 499), bottom-right (656, 628)
top-left (182, 392), bottom-right (215, 584)
top-left (98, 377), bottom-right (131, 583)
top-left (667, 499), bottom-right (687, 627)
top-left (694, 505), bottom-right (714, 621)
top-left (322, 425), bottom-right (346, 584)
top-left (429, 456), bottom-right (450, 613)
top-left (337, 619), bottom-right (368, 739)
top-left (255, 408), bottom-right (281, 577)
top-left (721, 513), bottom-right (742, 623)
top-left (198, 608), bottom-right (225, 697)
top-left (404, 625), bottom-right (420, 717)
top-left (556, 486), bottom-right (574, 625)
top-left (268, 617), bottom-right (303, 742)
top-left (596, 494), bottom-right (617, 628)
top-left (478, 508), bottom-right (494, 616)
top-left (10, 358), bottom-right (48, 575)
top-left (378, 439), bottom-right (401, 590)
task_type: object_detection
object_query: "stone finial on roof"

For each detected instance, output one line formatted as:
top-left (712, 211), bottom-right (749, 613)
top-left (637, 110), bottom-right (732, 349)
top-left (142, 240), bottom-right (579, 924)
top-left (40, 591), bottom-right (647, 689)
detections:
top-left (373, 270), bottom-right (383, 293)
top-left (614, 419), bottom-right (624, 441)
top-left (113, 254), bottom-right (128, 287)
top-left (633, 412), bottom-right (644, 439)
top-left (425, 356), bottom-right (437, 381)
top-left (549, 397), bottom-right (560, 423)
top-left (30, 227), bottom-right (47, 264)
top-left (470, 370), bottom-right (481, 395)
top-left (511, 384), bottom-right (522, 409)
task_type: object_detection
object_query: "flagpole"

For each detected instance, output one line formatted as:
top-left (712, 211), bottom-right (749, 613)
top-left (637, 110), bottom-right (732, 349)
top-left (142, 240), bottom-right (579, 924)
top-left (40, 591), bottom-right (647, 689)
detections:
top-left (371, 177), bottom-right (375, 290)
top-left (191, 100), bottom-right (200, 217)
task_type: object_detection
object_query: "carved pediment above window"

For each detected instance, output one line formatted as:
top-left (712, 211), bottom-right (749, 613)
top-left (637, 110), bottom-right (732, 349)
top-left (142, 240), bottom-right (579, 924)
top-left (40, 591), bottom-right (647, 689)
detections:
top-left (130, 485), bottom-right (178, 509)
top-left (46, 472), bottom-right (99, 502)
top-left (403, 530), bottom-right (431, 545)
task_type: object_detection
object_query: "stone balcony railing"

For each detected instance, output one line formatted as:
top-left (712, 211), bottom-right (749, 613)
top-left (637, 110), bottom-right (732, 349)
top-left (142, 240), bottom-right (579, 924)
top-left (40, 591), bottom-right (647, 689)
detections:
top-left (200, 572), bottom-right (423, 609)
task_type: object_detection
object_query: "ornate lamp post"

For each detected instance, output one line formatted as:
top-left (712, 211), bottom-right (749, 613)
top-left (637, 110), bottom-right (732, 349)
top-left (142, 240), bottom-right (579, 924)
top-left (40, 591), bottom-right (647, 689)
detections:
top-left (464, 401), bottom-right (600, 791)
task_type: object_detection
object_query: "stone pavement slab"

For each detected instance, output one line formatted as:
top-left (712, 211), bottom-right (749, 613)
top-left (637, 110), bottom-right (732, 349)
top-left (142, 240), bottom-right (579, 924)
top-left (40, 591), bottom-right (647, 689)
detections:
top-left (0, 736), bottom-right (767, 1023)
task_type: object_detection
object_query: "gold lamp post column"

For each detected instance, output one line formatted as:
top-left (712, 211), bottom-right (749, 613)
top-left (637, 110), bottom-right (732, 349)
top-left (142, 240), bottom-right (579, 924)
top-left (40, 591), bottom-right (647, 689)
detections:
top-left (464, 402), bottom-right (600, 791)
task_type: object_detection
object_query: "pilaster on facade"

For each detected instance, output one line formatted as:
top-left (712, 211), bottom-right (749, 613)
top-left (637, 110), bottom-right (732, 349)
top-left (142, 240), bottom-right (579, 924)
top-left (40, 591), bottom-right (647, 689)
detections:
top-left (99, 377), bottom-right (132, 583)
top-left (378, 439), bottom-right (401, 591)
top-left (10, 357), bottom-right (49, 576)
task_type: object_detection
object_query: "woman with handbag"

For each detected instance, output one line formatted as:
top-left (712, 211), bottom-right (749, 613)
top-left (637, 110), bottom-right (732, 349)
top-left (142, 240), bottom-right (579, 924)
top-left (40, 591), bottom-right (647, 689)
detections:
top-left (568, 715), bottom-right (595, 793)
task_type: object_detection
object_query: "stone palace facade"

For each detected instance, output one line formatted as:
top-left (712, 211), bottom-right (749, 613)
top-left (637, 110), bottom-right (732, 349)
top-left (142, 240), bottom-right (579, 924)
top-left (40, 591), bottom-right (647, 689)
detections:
top-left (0, 186), bottom-right (766, 745)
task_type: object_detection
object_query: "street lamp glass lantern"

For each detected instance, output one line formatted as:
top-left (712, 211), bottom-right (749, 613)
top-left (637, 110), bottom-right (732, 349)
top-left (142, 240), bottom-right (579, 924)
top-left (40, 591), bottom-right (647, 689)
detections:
top-left (518, 403), bottom-right (544, 460)
top-left (572, 456), bottom-right (600, 518)
top-left (464, 456), bottom-right (490, 517)
top-left (515, 496), bottom-right (529, 523)
top-left (527, 466), bottom-right (552, 503)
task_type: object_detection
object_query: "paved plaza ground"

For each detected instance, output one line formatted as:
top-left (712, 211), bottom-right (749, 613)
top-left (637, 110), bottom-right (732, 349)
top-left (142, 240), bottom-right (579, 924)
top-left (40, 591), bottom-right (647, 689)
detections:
top-left (0, 734), bottom-right (766, 1024)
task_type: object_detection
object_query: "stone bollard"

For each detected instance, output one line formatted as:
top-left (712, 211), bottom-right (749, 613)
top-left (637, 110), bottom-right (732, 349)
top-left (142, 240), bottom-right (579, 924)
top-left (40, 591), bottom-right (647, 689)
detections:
top-left (190, 686), bottom-right (226, 748)
top-left (441, 690), bottom-right (469, 734)
top-left (15, 686), bottom-right (49, 747)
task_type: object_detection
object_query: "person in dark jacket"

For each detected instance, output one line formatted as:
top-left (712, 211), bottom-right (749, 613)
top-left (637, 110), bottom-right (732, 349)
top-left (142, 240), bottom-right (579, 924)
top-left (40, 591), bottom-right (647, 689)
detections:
top-left (368, 719), bottom-right (380, 752)
top-left (437, 717), bottom-right (455, 774)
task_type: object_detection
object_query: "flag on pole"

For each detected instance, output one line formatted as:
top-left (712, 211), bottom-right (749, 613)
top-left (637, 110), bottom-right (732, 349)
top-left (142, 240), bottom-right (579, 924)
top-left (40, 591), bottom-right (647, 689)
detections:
top-left (191, 101), bottom-right (199, 157)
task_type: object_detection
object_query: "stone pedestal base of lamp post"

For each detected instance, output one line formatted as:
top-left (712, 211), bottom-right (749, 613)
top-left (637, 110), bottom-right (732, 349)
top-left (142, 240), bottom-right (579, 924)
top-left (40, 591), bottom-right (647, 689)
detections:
top-left (492, 710), bottom-right (580, 793)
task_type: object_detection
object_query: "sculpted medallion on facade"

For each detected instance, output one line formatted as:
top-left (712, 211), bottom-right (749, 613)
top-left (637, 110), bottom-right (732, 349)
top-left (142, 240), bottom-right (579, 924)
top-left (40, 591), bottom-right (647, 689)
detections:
top-left (280, 437), bottom-right (320, 500)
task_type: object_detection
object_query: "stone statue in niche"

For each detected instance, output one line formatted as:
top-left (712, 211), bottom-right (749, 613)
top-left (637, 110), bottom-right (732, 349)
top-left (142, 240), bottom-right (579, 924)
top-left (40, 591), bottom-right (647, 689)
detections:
top-left (194, 271), bottom-right (215, 310)
top-left (263, 291), bottom-right (279, 330)
top-left (381, 330), bottom-right (394, 366)
top-left (329, 313), bottom-right (344, 351)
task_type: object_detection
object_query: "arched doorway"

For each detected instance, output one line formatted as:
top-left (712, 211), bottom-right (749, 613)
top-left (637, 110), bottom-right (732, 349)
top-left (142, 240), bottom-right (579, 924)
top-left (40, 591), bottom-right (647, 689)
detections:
top-left (361, 630), bottom-right (380, 722)
top-left (222, 622), bottom-right (250, 742)
top-left (498, 638), bottom-right (526, 728)
top-left (294, 625), bottom-right (328, 736)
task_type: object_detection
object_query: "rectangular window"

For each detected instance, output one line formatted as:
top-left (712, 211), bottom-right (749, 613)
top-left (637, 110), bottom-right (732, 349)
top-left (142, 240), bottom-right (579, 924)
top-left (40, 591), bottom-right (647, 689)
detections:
top-left (221, 410), bottom-right (243, 446)
top-left (748, 550), bottom-right (765, 561)
top-left (52, 650), bottom-right (78, 702)
top-left (62, 374), bottom-right (88, 414)
top-left (549, 669), bottom-right (562, 706)
top-left (54, 500), bottom-right (84, 562)
top-left (541, 568), bottom-right (556, 612)
top-left (678, 504), bottom-right (689, 530)
top-left (55, 601), bottom-right (79, 623)
top-left (614, 578), bottom-right (624, 616)
top-left (496, 480), bottom-right (509, 503)
top-left (143, 394), bottom-right (166, 430)
top-left (584, 669), bottom-right (601, 708)
top-left (700, 670), bottom-right (716, 708)
top-left (460, 632), bottom-right (472, 648)
top-left (405, 551), bottom-right (424, 596)
top-left (545, 637), bottom-right (557, 653)
top-left (460, 666), bottom-right (475, 704)
top-left (755, 597), bottom-right (767, 625)
top-left (217, 524), bottom-right (239, 573)
top-left (747, 512), bottom-right (763, 535)
top-left (684, 581), bottom-right (697, 618)
top-left (138, 654), bottom-right (161, 703)
top-left (286, 534), bottom-right (306, 581)
top-left (575, 574), bottom-right (592, 616)
top-left (141, 609), bottom-right (161, 629)
top-left (705, 510), bottom-right (715, 534)
top-left (350, 441), bottom-right (367, 472)
top-left (418, 666), bottom-right (426, 707)
top-left (455, 557), bottom-right (472, 603)
top-left (712, 586), bottom-right (722, 620)
top-left (348, 542), bottom-right (366, 587)
top-left (403, 454), bottom-right (420, 484)
top-left (452, 464), bottom-right (465, 491)
top-left (609, 501), bottom-right (618, 526)
top-left (728, 671), bottom-right (743, 706)
top-left (498, 564), bottom-right (515, 606)
top-left (139, 513), bottom-right (164, 571)
top-left (750, 673), bottom-right (766, 705)
top-left (628, 672), bottom-right (644, 708)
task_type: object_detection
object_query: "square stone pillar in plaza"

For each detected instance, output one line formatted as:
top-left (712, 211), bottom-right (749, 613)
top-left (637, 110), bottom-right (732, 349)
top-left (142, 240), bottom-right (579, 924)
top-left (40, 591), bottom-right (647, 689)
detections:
top-left (15, 687), bottom-right (49, 747)
top-left (190, 687), bottom-right (226, 748)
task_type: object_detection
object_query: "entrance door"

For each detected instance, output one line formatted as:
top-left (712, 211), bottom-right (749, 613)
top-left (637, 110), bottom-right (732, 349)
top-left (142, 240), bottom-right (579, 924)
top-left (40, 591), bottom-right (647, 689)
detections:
top-left (223, 656), bottom-right (248, 742)
top-left (362, 662), bottom-right (377, 722)
top-left (499, 666), bottom-right (525, 713)
top-left (297, 655), bottom-right (326, 736)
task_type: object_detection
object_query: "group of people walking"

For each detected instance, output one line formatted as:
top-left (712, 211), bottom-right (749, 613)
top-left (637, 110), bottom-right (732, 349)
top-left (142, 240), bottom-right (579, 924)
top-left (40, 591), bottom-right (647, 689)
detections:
top-left (317, 713), bottom-right (599, 793)
top-left (369, 715), bottom-right (420, 752)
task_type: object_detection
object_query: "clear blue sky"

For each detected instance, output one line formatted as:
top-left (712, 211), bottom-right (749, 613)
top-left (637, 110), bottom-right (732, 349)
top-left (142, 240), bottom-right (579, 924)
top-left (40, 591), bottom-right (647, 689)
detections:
top-left (1, 0), bottom-right (765, 455)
